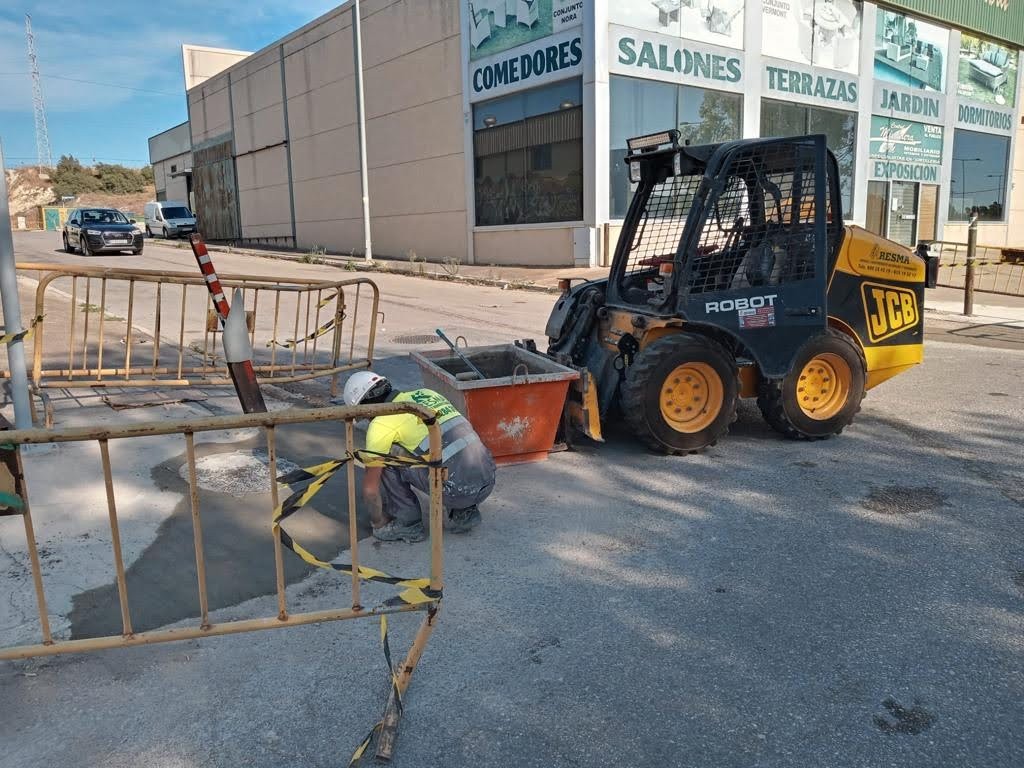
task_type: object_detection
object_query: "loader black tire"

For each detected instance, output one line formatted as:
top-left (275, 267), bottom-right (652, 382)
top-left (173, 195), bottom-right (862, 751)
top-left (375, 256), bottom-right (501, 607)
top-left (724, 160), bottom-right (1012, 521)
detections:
top-left (757, 329), bottom-right (866, 440)
top-left (621, 334), bottom-right (738, 455)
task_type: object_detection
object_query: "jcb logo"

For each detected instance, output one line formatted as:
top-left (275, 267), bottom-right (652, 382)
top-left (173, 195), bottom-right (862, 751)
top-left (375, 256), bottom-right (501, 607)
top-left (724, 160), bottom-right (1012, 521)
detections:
top-left (862, 282), bottom-right (918, 342)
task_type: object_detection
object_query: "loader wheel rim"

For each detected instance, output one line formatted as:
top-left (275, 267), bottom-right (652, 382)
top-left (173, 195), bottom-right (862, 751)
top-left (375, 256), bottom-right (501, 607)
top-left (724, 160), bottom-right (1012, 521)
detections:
top-left (797, 353), bottom-right (850, 421)
top-left (659, 362), bottom-right (723, 433)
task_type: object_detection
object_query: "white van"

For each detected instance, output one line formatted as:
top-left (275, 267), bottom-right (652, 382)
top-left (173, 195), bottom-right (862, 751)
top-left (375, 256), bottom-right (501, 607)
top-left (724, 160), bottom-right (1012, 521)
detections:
top-left (144, 201), bottom-right (198, 239)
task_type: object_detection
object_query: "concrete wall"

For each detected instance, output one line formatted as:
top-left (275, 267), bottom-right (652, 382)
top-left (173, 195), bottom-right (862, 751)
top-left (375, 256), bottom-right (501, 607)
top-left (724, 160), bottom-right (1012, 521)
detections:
top-left (474, 226), bottom-right (576, 267)
top-left (149, 122), bottom-right (191, 164)
top-left (185, 0), bottom-right (467, 259)
top-left (183, 45), bottom-right (252, 90)
top-left (153, 152), bottom-right (191, 203)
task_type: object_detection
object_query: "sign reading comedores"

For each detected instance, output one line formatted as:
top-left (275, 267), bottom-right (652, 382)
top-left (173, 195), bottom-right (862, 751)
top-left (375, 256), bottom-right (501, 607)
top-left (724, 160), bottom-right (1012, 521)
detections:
top-left (470, 28), bottom-right (583, 102)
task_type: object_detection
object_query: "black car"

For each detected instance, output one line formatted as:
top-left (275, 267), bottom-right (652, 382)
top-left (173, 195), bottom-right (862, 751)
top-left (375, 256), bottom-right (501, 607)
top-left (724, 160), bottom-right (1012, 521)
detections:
top-left (62, 208), bottom-right (144, 256)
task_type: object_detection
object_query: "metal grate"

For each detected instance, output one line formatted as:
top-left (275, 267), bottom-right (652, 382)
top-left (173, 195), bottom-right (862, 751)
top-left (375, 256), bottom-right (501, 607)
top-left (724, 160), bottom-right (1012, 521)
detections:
top-left (623, 174), bottom-right (702, 281)
top-left (685, 143), bottom-right (821, 295)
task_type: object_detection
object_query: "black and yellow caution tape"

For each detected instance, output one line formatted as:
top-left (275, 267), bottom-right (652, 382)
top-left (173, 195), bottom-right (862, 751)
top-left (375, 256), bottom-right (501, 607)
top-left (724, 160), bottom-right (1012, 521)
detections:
top-left (267, 311), bottom-right (345, 349)
top-left (272, 454), bottom-right (442, 607)
top-left (317, 290), bottom-right (340, 308)
top-left (274, 450), bottom-right (442, 765)
top-left (347, 611), bottom-right (412, 766)
top-left (0, 315), bottom-right (43, 345)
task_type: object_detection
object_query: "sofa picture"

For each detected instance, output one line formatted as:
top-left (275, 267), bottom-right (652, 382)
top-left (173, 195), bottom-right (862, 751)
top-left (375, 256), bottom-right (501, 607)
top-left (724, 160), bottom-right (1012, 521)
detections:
top-left (970, 46), bottom-right (1010, 92)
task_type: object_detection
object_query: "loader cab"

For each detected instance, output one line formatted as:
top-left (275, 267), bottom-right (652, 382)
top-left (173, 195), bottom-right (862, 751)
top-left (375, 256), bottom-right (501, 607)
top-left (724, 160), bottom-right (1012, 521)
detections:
top-left (611, 132), bottom-right (846, 377)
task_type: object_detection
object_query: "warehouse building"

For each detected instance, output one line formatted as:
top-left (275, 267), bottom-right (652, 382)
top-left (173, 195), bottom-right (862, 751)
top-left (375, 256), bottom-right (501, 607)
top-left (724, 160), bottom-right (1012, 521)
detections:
top-left (156, 0), bottom-right (1024, 266)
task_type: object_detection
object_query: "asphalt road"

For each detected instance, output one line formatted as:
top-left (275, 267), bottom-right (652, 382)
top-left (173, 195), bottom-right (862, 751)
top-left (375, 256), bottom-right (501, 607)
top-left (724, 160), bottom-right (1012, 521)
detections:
top-left (2, 230), bottom-right (1023, 768)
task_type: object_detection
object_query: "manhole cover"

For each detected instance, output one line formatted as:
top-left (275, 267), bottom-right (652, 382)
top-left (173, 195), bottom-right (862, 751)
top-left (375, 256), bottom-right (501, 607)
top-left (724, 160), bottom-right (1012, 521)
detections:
top-left (391, 334), bottom-right (442, 345)
top-left (862, 485), bottom-right (947, 516)
top-left (179, 450), bottom-right (300, 495)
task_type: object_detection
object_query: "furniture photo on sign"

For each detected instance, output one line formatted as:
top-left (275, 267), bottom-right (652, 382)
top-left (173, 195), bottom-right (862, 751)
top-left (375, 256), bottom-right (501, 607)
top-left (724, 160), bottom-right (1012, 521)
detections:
top-left (517, 0), bottom-right (539, 27)
top-left (970, 46), bottom-right (1009, 92)
top-left (469, 2), bottom-right (492, 48)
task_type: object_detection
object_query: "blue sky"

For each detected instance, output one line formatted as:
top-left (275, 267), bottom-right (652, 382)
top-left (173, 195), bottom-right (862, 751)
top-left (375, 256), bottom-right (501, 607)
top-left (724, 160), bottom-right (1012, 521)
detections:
top-left (0, 1), bottom-right (342, 168)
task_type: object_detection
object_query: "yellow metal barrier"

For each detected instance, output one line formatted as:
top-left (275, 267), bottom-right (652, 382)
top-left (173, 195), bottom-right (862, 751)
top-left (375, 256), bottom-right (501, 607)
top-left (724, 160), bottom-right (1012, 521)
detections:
top-left (13, 262), bottom-right (379, 395)
top-left (0, 403), bottom-right (443, 761)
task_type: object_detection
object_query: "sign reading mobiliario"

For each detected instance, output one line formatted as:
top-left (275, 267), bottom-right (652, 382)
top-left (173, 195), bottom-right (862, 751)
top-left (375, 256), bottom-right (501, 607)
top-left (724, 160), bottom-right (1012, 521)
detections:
top-left (609, 25), bottom-right (744, 92)
top-left (869, 115), bottom-right (944, 182)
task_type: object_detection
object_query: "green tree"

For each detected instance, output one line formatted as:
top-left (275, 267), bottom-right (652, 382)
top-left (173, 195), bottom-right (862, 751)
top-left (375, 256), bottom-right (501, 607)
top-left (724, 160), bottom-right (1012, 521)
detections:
top-left (51, 155), bottom-right (100, 198)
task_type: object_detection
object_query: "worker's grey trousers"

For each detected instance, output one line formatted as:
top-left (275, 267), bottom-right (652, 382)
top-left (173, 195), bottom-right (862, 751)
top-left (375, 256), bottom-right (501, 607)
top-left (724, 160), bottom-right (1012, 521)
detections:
top-left (380, 438), bottom-right (496, 526)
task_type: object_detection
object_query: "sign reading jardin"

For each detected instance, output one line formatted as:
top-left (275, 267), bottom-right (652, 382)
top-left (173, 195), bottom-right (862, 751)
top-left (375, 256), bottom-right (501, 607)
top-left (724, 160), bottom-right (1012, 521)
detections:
top-left (610, 26), bottom-right (743, 90)
top-left (873, 83), bottom-right (945, 124)
top-left (763, 62), bottom-right (857, 106)
top-left (870, 116), bottom-right (944, 182)
top-left (470, 29), bottom-right (583, 101)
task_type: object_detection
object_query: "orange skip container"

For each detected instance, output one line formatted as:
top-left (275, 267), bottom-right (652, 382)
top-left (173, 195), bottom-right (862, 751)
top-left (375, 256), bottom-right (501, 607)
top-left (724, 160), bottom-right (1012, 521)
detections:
top-left (411, 345), bottom-right (579, 465)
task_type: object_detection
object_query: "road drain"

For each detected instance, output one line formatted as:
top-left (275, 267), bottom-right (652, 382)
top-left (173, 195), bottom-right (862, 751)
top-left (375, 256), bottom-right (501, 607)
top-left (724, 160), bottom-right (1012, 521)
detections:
top-left (391, 334), bottom-right (442, 345)
top-left (863, 485), bottom-right (947, 515)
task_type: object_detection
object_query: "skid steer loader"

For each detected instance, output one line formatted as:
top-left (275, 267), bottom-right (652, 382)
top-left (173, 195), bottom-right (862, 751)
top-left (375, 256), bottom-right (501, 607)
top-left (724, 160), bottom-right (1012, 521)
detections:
top-left (531, 132), bottom-right (938, 454)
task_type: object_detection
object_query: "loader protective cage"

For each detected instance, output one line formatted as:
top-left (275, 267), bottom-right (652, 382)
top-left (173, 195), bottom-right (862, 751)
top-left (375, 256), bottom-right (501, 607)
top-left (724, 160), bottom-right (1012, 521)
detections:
top-left (0, 404), bottom-right (445, 763)
top-left (614, 134), bottom-right (845, 378)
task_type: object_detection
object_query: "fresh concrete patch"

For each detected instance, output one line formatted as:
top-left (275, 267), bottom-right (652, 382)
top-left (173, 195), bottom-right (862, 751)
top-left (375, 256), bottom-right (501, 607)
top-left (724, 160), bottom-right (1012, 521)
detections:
top-left (177, 449), bottom-right (299, 495)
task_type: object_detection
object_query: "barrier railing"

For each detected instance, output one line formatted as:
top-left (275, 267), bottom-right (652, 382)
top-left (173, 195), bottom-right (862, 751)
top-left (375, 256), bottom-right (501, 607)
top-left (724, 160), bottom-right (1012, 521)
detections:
top-left (10, 263), bottom-right (379, 395)
top-left (929, 241), bottom-right (1024, 297)
top-left (0, 403), bottom-right (444, 761)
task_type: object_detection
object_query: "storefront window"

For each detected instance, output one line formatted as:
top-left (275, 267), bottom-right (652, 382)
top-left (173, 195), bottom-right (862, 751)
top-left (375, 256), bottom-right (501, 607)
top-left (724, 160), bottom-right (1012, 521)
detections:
top-left (761, 100), bottom-right (857, 217)
top-left (609, 75), bottom-right (742, 218)
top-left (473, 80), bottom-right (583, 226)
top-left (949, 129), bottom-right (1010, 222)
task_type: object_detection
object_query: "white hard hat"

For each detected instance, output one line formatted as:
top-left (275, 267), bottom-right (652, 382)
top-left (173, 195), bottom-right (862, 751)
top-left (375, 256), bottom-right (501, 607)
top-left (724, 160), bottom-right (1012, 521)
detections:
top-left (343, 370), bottom-right (389, 406)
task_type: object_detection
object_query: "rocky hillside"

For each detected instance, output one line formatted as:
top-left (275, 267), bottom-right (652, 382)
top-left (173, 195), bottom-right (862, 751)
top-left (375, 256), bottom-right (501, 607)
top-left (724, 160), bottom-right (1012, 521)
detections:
top-left (5, 167), bottom-right (55, 224)
top-left (6, 164), bottom-right (156, 228)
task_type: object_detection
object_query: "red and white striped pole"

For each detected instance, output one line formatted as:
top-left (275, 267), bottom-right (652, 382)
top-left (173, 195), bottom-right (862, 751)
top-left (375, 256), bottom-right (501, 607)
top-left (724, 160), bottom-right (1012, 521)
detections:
top-left (189, 234), bottom-right (267, 413)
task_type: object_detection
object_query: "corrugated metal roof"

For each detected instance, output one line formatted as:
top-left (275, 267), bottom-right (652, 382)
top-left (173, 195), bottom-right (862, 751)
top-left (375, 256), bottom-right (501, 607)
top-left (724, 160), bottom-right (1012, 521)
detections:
top-left (880, 1), bottom-right (1024, 48)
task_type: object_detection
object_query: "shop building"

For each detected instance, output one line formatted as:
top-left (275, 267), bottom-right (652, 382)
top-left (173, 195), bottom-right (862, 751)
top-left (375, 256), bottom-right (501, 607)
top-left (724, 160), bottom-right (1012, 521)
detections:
top-left (166, 0), bottom-right (1024, 265)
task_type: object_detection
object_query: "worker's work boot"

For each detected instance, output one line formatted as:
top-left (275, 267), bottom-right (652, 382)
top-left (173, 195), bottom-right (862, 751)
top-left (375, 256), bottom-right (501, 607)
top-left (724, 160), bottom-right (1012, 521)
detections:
top-left (447, 505), bottom-right (482, 534)
top-left (373, 520), bottom-right (426, 543)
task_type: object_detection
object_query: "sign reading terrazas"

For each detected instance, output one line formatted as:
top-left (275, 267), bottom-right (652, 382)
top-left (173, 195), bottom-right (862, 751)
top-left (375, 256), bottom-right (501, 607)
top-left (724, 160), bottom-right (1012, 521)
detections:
top-left (470, 29), bottom-right (583, 101)
top-left (610, 26), bottom-right (744, 91)
top-left (764, 62), bottom-right (857, 106)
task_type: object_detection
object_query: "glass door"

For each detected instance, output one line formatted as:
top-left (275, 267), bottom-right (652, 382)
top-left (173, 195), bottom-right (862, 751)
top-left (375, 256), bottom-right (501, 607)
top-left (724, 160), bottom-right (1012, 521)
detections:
top-left (888, 181), bottom-right (919, 247)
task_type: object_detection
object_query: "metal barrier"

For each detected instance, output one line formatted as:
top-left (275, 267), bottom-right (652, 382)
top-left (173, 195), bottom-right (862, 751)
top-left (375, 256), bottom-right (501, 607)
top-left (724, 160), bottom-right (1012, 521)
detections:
top-left (930, 240), bottom-right (1024, 297)
top-left (0, 403), bottom-right (443, 760)
top-left (11, 262), bottom-right (380, 395)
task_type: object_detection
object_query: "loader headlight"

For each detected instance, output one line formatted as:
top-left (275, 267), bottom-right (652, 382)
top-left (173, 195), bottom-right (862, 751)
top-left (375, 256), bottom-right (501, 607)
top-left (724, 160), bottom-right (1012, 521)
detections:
top-left (673, 152), bottom-right (682, 177)
top-left (629, 162), bottom-right (641, 184)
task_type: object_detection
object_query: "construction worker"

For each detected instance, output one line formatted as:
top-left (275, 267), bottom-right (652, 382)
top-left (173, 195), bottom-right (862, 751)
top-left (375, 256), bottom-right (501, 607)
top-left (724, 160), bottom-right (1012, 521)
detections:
top-left (343, 370), bottom-right (496, 543)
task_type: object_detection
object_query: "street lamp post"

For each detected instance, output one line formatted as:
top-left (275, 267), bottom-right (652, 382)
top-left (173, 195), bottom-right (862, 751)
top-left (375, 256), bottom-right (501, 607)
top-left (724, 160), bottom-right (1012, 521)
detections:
top-left (352, 0), bottom-right (372, 262)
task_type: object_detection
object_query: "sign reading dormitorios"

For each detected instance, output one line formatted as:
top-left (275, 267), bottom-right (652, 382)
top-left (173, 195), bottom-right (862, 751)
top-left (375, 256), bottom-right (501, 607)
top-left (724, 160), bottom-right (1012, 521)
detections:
top-left (469, 28), bottom-right (583, 102)
top-left (869, 115), bottom-right (944, 182)
top-left (609, 25), bottom-right (745, 92)
top-left (955, 100), bottom-right (1015, 134)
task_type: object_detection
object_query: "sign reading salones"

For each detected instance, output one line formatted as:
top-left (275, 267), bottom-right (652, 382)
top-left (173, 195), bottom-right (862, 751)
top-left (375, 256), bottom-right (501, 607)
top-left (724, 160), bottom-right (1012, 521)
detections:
top-left (763, 60), bottom-right (858, 107)
top-left (609, 26), bottom-right (744, 91)
top-left (869, 115), bottom-right (944, 182)
top-left (470, 28), bottom-right (583, 101)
